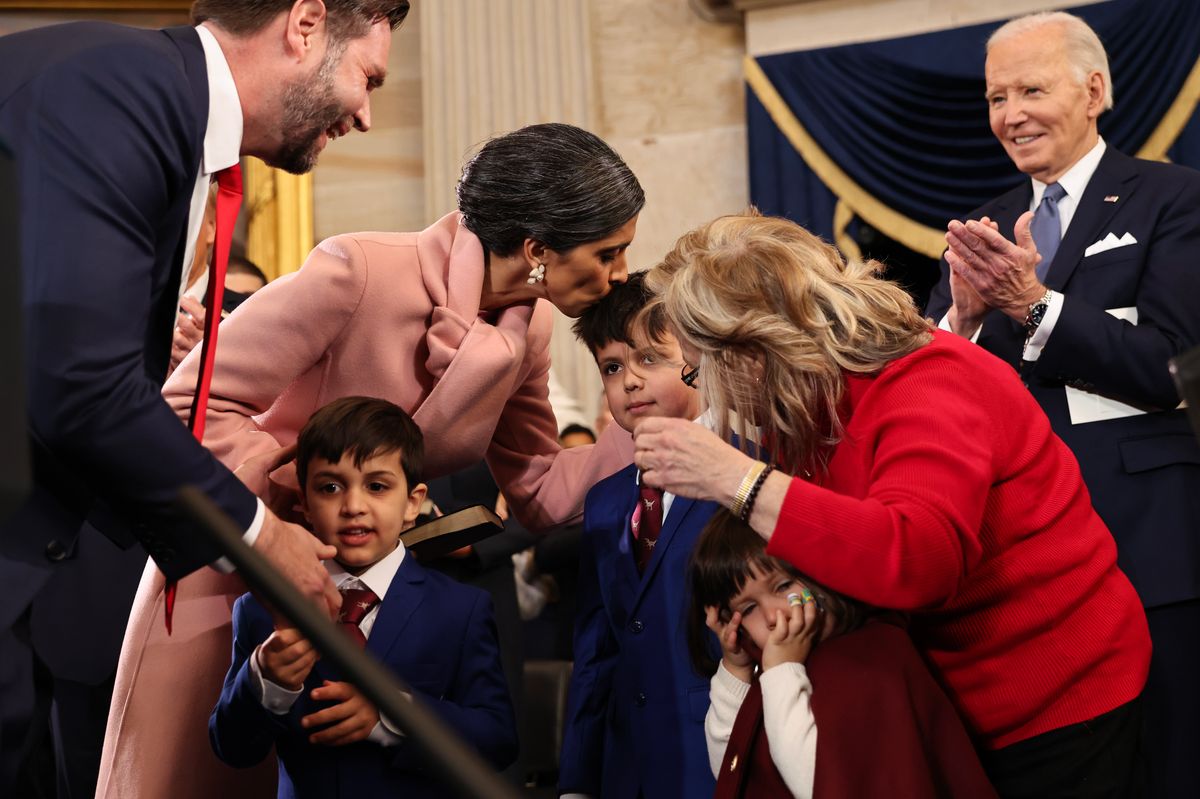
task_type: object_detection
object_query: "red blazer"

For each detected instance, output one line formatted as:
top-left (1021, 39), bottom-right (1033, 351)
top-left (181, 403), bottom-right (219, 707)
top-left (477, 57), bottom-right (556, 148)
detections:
top-left (715, 620), bottom-right (997, 799)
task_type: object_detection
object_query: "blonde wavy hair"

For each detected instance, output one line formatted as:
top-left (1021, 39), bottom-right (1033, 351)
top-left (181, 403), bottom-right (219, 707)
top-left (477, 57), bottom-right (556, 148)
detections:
top-left (645, 212), bottom-right (933, 473)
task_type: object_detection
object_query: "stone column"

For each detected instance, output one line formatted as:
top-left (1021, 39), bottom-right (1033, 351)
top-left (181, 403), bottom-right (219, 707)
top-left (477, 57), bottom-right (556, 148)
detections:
top-left (420, 0), bottom-right (604, 430)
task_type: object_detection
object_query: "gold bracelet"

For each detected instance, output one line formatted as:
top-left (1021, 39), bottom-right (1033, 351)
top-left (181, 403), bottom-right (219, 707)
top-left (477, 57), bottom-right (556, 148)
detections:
top-left (730, 461), bottom-right (767, 519)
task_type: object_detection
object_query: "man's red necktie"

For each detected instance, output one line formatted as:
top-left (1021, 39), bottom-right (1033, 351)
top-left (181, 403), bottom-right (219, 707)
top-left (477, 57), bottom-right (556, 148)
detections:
top-left (632, 483), bottom-right (664, 574)
top-left (338, 586), bottom-right (382, 647)
top-left (166, 163), bottom-right (243, 634)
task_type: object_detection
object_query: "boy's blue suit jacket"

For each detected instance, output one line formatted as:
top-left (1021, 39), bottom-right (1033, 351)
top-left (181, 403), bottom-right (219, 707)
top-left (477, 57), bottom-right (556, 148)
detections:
top-left (209, 554), bottom-right (518, 799)
top-left (559, 463), bottom-right (720, 799)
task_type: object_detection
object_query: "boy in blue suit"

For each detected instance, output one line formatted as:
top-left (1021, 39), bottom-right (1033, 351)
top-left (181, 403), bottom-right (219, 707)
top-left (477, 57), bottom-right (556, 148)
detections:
top-left (559, 274), bottom-right (719, 799)
top-left (210, 397), bottom-right (517, 798)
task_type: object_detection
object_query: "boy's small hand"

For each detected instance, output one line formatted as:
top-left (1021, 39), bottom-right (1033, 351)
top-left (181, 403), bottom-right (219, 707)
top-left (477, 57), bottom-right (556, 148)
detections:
top-left (761, 600), bottom-right (820, 672)
top-left (705, 606), bottom-right (754, 682)
top-left (301, 680), bottom-right (380, 746)
top-left (257, 628), bottom-right (317, 690)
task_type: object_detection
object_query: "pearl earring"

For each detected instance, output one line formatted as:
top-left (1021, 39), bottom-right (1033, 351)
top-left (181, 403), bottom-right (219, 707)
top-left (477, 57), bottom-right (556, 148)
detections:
top-left (527, 262), bottom-right (546, 284)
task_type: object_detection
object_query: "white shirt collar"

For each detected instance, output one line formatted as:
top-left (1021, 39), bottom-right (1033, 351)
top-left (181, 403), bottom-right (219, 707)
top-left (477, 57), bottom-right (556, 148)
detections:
top-left (325, 541), bottom-right (408, 599)
top-left (195, 24), bottom-right (243, 175)
top-left (1032, 137), bottom-right (1106, 206)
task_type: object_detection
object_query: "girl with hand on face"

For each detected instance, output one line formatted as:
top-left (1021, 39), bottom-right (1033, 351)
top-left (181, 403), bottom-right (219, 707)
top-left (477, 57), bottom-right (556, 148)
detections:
top-left (689, 512), bottom-right (996, 799)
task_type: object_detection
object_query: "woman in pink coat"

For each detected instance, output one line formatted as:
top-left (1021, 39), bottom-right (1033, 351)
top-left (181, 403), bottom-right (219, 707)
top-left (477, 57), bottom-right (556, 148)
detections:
top-left (96, 123), bottom-right (644, 798)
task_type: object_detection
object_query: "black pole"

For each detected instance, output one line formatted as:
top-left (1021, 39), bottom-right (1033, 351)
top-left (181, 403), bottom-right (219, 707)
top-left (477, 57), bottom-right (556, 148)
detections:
top-left (177, 486), bottom-right (522, 799)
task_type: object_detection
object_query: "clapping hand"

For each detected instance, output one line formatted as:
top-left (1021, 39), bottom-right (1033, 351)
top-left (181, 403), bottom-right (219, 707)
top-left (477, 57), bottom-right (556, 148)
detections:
top-left (945, 211), bottom-right (1045, 320)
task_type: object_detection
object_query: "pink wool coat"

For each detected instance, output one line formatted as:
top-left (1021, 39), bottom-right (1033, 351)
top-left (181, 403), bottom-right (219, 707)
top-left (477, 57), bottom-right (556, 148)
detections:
top-left (96, 212), bottom-right (632, 798)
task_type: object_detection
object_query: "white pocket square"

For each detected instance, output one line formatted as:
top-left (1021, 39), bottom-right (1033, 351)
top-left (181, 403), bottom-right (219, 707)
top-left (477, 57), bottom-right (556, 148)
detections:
top-left (1084, 231), bottom-right (1137, 257)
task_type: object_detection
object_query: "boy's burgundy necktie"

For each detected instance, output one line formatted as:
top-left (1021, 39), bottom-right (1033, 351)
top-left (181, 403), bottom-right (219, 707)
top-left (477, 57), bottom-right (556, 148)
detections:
top-left (337, 586), bottom-right (381, 647)
top-left (632, 484), bottom-right (664, 574)
top-left (165, 164), bottom-right (243, 634)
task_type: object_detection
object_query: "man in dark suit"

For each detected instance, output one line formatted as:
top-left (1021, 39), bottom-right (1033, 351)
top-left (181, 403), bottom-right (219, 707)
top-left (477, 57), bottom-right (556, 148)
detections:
top-left (926, 11), bottom-right (1200, 798)
top-left (0, 2), bottom-right (409, 795)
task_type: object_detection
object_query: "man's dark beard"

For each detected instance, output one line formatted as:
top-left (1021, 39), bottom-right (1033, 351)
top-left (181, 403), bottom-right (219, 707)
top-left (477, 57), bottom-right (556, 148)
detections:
top-left (271, 49), bottom-right (346, 175)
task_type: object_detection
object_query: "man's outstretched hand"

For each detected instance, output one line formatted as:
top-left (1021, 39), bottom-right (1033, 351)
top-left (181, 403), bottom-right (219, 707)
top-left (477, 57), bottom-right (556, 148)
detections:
top-left (254, 511), bottom-right (341, 620)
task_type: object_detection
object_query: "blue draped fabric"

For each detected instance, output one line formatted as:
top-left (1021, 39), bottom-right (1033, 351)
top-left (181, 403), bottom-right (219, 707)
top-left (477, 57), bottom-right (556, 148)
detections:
top-left (749, 0), bottom-right (1200, 252)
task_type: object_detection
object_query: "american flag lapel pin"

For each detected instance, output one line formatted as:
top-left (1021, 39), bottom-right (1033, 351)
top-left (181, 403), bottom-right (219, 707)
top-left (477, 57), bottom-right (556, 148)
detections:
top-left (1104, 195), bottom-right (1119, 203)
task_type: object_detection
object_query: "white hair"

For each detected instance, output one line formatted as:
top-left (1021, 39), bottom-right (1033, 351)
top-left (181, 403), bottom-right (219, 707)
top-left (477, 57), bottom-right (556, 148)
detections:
top-left (988, 11), bottom-right (1113, 111)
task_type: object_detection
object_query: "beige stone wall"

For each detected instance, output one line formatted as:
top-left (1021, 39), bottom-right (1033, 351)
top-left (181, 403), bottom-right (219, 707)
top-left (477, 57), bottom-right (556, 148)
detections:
top-left (310, 0), bottom-right (750, 271)
top-left (311, 2), bottom-right (426, 245)
top-left (745, 0), bottom-right (1097, 55)
top-left (589, 0), bottom-right (748, 272)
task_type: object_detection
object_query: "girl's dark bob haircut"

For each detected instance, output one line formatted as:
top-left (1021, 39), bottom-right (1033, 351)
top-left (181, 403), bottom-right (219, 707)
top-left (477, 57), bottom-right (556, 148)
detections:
top-left (686, 509), bottom-right (869, 677)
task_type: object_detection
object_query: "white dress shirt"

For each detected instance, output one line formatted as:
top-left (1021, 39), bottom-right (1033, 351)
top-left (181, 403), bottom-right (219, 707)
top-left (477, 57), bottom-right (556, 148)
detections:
top-left (251, 543), bottom-right (410, 746)
top-left (183, 25), bottom-right (266, 560)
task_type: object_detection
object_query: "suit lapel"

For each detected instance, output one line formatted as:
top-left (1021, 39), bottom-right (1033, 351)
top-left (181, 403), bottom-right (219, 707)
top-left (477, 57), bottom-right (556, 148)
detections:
top-left (589, 466), bottom-right (641, 623)
top-left (364, 554), bottom-right (426, 663)
top-left (150, 26), bottom-right (210, 384)
top-left (610, 470), bottom-right (642, 598)
top-left (1045, 148), bottom-right (1140, 290)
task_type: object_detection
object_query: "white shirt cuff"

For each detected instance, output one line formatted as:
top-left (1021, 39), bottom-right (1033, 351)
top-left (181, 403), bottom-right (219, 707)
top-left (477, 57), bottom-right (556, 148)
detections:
top-left (938, 312), bottom-right (981, 343)
top-left (249, 643), bottom-right (302, 714)
top-left (211, 497), bottom-right (266, 573)
top-left (1021, 291), bottom-right (1064, 362)
top-left (368, 720), bottom-right (404, 747)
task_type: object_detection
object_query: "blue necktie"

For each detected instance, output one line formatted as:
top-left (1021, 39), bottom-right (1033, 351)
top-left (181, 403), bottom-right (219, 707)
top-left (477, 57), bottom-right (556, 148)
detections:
top-left (1029, 182), bottom-right (1066, 281)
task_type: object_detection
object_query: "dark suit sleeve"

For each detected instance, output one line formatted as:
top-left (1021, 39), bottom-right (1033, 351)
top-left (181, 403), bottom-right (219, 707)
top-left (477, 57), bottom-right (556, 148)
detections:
top-left (20, 41), bottom-right (256, 575)
top-left (388, 592), bottom-right (518, 771)
top-left (1034, 173), bottom-right (1200, 409)
top-left (557, 523), bottom-right (619, 795)
top-left (209, 597), bottom-right (290, 767)
top-left (924, 256), bottom-right (953, 322)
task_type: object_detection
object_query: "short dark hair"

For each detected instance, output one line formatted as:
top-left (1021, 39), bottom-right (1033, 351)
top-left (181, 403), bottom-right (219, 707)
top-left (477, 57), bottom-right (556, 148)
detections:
top-left (456, 123), bottom-right (645, 257)
top-left (686, 510), bottom-right (868, 677)
top-left (192, 1), bottom-right (410, 41)
top-left (558, 423), bottom-right (597, 443)
top-left (571, 271), bottom-right (668, 356)
top-left (227, 254), bottom-right (267, 283)
top-left (296, 396), bottom-right (424, 490)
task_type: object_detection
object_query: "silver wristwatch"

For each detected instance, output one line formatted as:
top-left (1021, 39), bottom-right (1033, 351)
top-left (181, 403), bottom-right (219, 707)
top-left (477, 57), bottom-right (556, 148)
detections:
top-left (1023, 289), bottom-right (1054, 339)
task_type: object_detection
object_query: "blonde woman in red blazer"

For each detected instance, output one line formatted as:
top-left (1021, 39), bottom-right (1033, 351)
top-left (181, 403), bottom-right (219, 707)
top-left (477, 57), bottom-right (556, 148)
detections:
top-left (97, 123), bottom-right (644, 799)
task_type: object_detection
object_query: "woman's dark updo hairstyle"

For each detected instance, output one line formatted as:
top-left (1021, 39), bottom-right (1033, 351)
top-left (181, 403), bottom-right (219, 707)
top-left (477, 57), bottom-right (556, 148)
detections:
top-left (456, 123), bottom-right (645, 257)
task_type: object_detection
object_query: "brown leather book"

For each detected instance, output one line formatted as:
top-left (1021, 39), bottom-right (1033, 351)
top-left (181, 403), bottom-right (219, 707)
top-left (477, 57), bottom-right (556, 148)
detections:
top-left (400, 505), bottom-right (504, 561)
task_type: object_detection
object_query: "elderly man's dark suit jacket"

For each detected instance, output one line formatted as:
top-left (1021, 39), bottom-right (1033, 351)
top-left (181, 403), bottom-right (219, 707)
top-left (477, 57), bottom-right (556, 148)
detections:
top-left (926, 146), bottom-right (1200, 610)
top-left (0, 22), bottom-right (258, 684)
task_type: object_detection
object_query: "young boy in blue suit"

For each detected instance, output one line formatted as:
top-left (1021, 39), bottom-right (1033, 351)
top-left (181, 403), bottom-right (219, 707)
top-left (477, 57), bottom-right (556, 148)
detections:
top-left (558, 274), bottom-right (719, 799)
top-left (209, 396), bottom-right (517, 798)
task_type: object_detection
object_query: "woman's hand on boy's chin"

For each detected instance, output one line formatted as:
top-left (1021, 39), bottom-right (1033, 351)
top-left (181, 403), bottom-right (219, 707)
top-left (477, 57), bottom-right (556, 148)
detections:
top-left (762, 601), bottom-right (819, 672)
top-left (633, 417), bottom-right (752, 506)
top-left (706, 606), bottom-right (754, 683)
